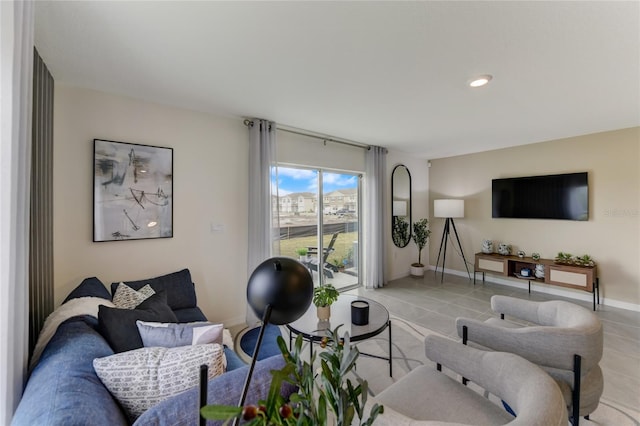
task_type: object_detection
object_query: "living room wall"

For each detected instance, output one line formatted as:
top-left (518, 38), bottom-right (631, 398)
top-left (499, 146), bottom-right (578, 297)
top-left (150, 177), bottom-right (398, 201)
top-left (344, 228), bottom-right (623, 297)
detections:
top-left (428, 127), bottom-right (640, 309)
top-left (53, 85), bottom-right (249, 325)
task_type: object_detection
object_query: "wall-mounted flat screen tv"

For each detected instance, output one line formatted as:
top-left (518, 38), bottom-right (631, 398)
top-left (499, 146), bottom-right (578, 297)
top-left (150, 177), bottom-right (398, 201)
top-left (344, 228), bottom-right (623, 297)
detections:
top-left (492, 172), bottom-right (588, 221)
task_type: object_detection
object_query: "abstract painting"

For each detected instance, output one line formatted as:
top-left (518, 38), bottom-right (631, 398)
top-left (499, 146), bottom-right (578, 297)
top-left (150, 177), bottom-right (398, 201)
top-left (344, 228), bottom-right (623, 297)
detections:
top-left (93, 139), bottom-right (173, 242)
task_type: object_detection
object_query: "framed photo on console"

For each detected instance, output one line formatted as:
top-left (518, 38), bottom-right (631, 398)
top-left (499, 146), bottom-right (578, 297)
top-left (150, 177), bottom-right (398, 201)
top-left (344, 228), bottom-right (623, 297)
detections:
top-left (93, 139), bottom-right (173, 242)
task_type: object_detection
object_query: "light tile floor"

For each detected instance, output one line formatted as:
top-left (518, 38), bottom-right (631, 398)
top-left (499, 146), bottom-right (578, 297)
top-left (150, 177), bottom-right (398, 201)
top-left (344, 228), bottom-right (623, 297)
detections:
top-left (346, 271), bottom-right (640, 413)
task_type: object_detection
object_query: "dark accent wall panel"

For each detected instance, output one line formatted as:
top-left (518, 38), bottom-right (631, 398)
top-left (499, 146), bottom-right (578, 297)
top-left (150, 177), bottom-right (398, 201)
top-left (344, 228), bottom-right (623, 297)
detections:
top-left (29, 48), bottom-right (54, 356)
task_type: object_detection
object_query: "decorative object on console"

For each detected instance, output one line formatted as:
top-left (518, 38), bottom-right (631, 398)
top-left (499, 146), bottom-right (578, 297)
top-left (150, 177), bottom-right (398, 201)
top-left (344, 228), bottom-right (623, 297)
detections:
top-left (535, 264), bottom-right (545, 279)
top-left (411, 218), bottom-right (432, 277)
top-left (498, 243), bottom-right (512, 256)
top-left (531, 252), bottom-right (541, 261)
top-left (481, 239), bottom-right (494, 254)
top-left (93, 139), bottom-right (173, 242)
top-left (575, 254), bottom-right (596, 267)
top-left (313, 283), bottom-right (339, 320)
top-left (520, 268), bottom-right (531, 277)
top-left (555, 251), bottom-right (574, 264)
top-left (517, 250), bottom-right (525, 258)
top-left (434, 199), bottom-right (470, 281)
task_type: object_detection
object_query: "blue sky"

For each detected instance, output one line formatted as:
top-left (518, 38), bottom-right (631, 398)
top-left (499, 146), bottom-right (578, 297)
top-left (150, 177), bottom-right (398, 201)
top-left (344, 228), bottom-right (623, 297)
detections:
top-left (272, 167), bottom-right (358, 195)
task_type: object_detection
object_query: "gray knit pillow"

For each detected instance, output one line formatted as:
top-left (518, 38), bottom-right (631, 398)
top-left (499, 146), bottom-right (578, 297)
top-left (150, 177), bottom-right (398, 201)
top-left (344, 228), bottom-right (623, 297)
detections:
top-left (93, 344), bottom-right (225, 420)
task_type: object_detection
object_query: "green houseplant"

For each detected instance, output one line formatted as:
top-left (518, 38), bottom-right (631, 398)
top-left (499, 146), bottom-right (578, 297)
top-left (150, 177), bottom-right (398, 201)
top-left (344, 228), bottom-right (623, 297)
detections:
top-left (411, 218), bottom-right (431, 277)
top-left (200, 326), bottom-right (383, 425)
top-left (295, 248), bottom-right (308, 262)
top-left (313, 284), bottom-right (339, 320)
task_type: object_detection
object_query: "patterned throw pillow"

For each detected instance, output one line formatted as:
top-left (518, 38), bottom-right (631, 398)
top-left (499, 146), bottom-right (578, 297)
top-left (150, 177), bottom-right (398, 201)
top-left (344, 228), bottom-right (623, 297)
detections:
top-left (93, 344), bottom-right (225, 420)
top-left (136, 321), bottom-right (224, 347)
top-left (112, 283), bottom-right (155, 309)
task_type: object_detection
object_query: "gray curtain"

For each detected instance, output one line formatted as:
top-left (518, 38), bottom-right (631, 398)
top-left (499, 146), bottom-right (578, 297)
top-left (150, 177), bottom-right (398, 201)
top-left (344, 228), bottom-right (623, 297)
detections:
top-left (0, 1), bottom-right (34, 421)
top-left (364, 146), bottom-right (387, 289)
top-left (246, 119), bottom-right (278, 324)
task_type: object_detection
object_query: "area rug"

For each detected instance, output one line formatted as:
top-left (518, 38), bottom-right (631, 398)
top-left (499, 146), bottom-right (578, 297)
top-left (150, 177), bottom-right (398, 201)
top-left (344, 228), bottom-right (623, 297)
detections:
top-left (234, 317), bottom-right (639, 426)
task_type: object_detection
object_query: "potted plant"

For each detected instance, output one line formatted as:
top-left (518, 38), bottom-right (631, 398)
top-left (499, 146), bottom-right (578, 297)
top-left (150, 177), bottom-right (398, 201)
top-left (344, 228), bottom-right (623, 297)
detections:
top-left (313, 284), bottom-right (339, 320)
top-left (411, 218), bottom-right (431, 277)
top-left (201, 326), bottom-right (383, 425)
top-left (295, 248), bottom-right (308, 262)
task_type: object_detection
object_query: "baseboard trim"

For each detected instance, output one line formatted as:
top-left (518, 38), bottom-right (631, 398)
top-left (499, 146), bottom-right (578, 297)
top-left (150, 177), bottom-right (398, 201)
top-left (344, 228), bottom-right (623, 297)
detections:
top-left (427, 265), bottom-right (640, 313)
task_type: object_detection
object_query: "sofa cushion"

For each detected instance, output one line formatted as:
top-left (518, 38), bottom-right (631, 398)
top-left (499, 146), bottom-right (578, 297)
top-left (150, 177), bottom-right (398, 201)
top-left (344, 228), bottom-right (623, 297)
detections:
top-left (62, 277), bottom-right (112, 304)
top-left (132, 354), bottom-right (294, 426)
top-left (93, 344), bottom-right (226, 421)
top-left (173, 306), bottom-right (207, 323)
top-left (112, 283), bottom-right (155, 309)
top-left (111, 268), bottom-right (197, 310)
top-left (137, 320), bottom-right (224, 347)
top-left (98, 291), bottom-right (178, 353)
top-left (13, 316), bottom-right (128, 426)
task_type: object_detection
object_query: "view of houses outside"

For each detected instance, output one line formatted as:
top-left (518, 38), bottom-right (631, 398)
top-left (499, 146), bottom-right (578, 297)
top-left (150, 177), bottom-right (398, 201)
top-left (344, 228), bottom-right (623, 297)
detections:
top-left (273, 166), bottom-right (360, 289)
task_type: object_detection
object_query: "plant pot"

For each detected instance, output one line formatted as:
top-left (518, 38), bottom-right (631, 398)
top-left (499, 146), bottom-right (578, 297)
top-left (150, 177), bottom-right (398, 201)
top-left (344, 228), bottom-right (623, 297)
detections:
top-left (317, 305), bottom-right (331, 321)
top-left (410, 264), bottom-right (424, 277)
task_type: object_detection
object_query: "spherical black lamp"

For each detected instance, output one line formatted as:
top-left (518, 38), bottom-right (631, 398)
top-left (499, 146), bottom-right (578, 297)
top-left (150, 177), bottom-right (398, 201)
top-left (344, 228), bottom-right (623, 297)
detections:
top-left (235, 257), bottom-right (312, 422)
top-left (247, 257), bottom-right (313, 325)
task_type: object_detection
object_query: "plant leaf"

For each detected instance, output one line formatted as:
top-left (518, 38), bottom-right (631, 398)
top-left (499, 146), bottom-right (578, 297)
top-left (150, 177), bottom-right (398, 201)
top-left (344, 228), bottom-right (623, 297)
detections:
top-left (200, 405), bottom-right (242, 420)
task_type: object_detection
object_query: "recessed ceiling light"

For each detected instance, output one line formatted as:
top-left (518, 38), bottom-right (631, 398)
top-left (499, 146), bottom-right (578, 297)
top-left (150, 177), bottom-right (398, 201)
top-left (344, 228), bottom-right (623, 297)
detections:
top-left (468, 75), bottom-right (492, 88)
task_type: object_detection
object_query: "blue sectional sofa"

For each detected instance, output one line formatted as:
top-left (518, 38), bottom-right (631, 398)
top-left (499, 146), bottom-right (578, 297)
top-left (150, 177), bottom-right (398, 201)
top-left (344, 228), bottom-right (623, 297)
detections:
top-left (13, 271), bottom-right (293, 425)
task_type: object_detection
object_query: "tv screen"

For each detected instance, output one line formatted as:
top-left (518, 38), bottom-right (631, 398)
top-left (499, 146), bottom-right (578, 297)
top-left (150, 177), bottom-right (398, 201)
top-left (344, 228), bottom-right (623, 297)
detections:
top-left (492, 172), bottom-right (588, 221)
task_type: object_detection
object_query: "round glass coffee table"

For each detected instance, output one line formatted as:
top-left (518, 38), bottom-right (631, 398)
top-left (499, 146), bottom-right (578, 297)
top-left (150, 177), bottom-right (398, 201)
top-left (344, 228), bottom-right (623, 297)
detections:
top-left (286, 294), bottom-right (392, 376)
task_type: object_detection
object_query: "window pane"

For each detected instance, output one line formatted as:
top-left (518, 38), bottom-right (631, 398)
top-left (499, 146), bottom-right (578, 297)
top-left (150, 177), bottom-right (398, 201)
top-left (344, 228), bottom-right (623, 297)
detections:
top-left (322, 172), bottom-right (359, 290)
top-left (274, 166), bottom-right (360, 290)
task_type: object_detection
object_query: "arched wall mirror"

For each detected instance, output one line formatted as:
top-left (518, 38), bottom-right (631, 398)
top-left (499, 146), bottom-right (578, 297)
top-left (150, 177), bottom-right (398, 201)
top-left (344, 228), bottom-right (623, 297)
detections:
top-left (391, 164), bottom-right (412, 248)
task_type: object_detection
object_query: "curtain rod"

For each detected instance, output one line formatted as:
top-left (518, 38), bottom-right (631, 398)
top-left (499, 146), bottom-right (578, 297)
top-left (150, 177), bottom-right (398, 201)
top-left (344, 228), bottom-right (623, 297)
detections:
top-left (243, 119), bottom-right (371, 150)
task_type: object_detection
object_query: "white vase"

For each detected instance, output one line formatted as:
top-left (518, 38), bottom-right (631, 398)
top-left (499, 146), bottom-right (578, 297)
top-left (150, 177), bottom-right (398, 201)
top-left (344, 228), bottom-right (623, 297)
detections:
top-left (410, 264), bottom-right (425, 277)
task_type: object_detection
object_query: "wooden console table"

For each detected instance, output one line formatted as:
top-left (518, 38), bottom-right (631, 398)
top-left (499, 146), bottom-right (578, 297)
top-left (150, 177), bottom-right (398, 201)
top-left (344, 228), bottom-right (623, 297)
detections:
top-left (474, 252), bottom-right (600, 310)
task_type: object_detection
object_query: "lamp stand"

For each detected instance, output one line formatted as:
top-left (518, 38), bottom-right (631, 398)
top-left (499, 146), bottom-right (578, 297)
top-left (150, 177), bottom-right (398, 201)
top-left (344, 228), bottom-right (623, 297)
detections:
top-left (434, 218), bottom-right (471, 282)
top-left (231, 304), bottom-right (274, 426)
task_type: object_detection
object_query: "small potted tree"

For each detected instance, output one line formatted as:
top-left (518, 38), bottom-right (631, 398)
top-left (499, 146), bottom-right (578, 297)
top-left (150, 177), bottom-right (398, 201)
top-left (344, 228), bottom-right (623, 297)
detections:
top-left (411, 218), bottom-right (431, 277)
top-left (313, 284), bottom-right (339, 320)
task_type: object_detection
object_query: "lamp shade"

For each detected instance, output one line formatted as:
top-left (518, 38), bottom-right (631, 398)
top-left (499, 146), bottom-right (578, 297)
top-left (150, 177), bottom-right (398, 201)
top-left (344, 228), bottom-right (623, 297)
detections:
top-left (393, 200), bottom-right (407, 216)
top-left (434, 199), bottom-right (464, 218)
top-left (246, 257), bottom-right (313, 325)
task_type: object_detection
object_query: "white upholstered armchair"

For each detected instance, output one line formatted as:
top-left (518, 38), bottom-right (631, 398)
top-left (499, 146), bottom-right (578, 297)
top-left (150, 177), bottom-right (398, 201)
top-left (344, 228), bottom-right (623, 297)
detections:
top-left (371, 334), bottom-right (567, 425)
top-left (455, 295), bottom-right (603, 426)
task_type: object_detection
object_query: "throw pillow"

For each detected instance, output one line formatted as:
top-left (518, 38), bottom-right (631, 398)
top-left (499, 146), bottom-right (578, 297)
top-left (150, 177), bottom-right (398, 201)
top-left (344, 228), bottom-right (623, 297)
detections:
top-left (98, 291), bottom-right (177, 353)
top-left (93, 344), bottom-right (225, 420)
top-left (111, 269), bottom-right (197, 310)
top-left (62, 277), bottom-right (112, 304)
top-left (112, 283), bottom-right (155, 309)
top-left (136, 321), bottom-right (224, 347)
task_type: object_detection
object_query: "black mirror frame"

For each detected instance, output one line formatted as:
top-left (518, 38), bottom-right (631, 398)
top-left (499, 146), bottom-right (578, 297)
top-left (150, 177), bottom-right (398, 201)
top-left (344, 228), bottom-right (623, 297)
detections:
top-left (391, 164), bottom-right (412, 248)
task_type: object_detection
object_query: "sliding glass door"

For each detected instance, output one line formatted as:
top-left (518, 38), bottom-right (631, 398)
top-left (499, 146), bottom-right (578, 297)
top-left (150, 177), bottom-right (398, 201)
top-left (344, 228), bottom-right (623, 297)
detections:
top-left (274, 166), bottom-right (360, 290)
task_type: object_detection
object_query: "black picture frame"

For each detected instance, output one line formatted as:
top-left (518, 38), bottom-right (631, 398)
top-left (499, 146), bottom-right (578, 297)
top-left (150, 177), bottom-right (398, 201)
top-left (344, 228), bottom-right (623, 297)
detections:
top-left (93, 139), bottom-right (173, 242)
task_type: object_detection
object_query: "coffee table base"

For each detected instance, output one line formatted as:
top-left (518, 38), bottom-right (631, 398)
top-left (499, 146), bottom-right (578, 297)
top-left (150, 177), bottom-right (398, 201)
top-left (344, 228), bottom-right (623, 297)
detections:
top-left (288, 319), bottom-right (392, 377)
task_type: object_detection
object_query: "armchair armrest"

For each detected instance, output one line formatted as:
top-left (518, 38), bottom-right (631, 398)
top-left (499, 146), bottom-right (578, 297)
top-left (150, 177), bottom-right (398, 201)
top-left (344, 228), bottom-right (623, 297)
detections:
top-left (455, 317), bottom-right (579, 371)
top-left (490, 295), bottom-right (543, 324)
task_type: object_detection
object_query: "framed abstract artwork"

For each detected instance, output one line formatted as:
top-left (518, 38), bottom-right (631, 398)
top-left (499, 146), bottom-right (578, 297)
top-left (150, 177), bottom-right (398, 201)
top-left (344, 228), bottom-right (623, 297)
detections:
top-left (93, 139), bottom-right (173, 242)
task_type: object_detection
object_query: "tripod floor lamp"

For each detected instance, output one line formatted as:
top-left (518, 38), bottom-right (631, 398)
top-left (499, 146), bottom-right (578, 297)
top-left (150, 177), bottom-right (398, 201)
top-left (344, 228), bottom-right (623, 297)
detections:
top-left (434, 199), bottom-right (471, 282)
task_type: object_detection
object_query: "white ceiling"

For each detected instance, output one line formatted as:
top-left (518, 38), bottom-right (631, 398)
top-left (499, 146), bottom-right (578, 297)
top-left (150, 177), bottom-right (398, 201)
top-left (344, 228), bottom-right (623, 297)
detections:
top-left (35, 1), bottom-right (640, 159)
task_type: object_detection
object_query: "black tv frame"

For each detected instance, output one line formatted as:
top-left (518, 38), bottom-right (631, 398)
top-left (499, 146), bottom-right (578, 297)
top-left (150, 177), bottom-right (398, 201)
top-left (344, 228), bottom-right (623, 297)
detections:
top-left (492, 172), bottom-right (588, 221)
